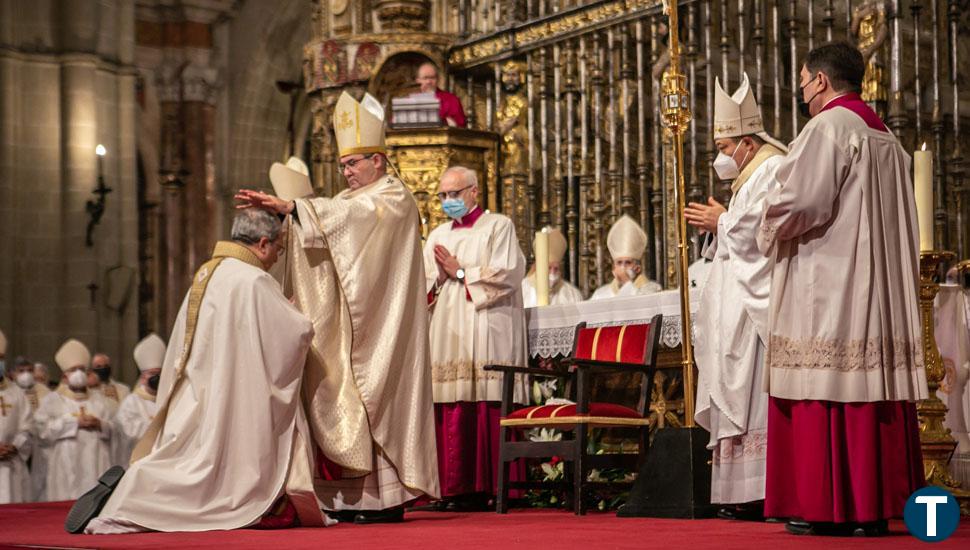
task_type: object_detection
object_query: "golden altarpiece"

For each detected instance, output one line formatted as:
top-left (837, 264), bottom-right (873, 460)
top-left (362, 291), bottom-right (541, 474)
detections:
top-left (302, 0), bottom-right (970, 505)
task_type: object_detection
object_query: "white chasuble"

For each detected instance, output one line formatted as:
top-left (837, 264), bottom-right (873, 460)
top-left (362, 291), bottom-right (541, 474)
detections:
top-left (290, 175), bottom-right (439, 510)
top-left (589, 275), bottom-right (662, 301)
top-left (0, 381), bottom-right (32, 503)
top-left (35, 387), bottom-right (113, 501)
top-left (424, 212), bottom-right (529, 404)
top-left (757, 106), bottom-right (926, 404)
top-left (522, 273), bottom-right (585, 307)
top-left (88, 243), bottom-right (325, 533)
top-left (694, 146), bottom-right (784, 504)
top-left (113, 386), bottom-right (157, 468)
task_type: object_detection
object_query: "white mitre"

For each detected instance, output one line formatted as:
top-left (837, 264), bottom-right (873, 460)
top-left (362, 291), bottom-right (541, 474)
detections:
top-left (0, 328), bottom-right (6, 356)
top-left (607, 215), bottom-right (648, 260)
top-left (55, 338), bottom-right (91, 371)
top-left (333, 91), bottom-right (387, 158)
top-left (536, 227), bottom-right (568, 264)
top-left (713, 72), bottom-right (788, 153)
top-left (133, 333), bottom-right (167, 372)
top-left (269, 156), bottom-right (313, 201)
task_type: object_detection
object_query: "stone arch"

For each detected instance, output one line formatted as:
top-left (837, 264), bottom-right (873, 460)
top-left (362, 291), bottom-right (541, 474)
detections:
top-left (222, 0), bottom-right (311, 232)
top-left (367, 49), bottom-right (443, 105)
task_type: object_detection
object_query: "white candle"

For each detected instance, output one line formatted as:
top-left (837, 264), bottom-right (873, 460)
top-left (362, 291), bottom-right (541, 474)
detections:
top-left (534, 230), bottom-right (550, 306)
top-left (914, 144), bottom-right (934, 251)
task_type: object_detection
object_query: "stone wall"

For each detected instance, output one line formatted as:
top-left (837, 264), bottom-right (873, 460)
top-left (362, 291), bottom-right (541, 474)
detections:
top-left (0, 0), bottom-right (140, 382)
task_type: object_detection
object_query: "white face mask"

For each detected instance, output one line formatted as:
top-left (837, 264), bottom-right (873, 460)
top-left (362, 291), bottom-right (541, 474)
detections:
top-left (712, 143), bottom-right (750, 180)
top-left (549, 273), bottom-right (561, 286)
top-left (625, 268), bottom-right (637, 282)
top-left (15, 371), bottom-right (34, 389)
top-left (67, 370), bottom-right (88, 390)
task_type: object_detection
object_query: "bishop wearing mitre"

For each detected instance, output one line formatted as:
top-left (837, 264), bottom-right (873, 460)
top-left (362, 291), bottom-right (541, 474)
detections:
top-left (689, 72), bottom-right (788, 517)
top-left (521, 227), bottom-right (584, 307)
top-left (589, 215), bottom-right (662, 300)
top-left (236, 91), bottom-right (439, 524)
top-left (35, 339), bottom-right (114, 502)
top-left (112, 334), bottom-right (165, 466)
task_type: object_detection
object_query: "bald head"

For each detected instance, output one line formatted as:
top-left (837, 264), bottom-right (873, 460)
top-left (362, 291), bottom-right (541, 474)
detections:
top-left (416, 62), bottom-right (439, 94)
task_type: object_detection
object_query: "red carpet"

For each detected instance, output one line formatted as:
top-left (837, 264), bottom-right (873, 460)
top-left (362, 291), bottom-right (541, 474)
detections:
top-left (0, 501), bottom-right (967, 549)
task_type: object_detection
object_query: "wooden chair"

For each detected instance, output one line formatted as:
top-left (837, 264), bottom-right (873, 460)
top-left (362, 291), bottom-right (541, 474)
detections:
top-left (485, 315), bottom-right (663, 515)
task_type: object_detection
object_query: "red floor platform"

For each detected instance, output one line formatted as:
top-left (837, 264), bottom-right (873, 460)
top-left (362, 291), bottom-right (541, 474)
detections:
top-left (0, 501), bottom-right (967, 550)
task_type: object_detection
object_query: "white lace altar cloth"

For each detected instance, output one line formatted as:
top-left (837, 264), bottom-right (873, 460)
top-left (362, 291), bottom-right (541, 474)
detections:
top-left (526, 289), bottom-right (700, 358)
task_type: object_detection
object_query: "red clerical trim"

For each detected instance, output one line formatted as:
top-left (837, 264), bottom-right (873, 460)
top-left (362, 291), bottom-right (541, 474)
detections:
top-left (820, 93), bottom-right (888, 133)
top-left (451, 205), bottom-right (484, 229)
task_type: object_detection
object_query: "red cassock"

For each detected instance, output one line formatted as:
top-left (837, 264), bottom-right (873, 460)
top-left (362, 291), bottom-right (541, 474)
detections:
top-left (436, 89), bottom-right (467, 128)
top-left (764, 94), bottom-right (925, 523)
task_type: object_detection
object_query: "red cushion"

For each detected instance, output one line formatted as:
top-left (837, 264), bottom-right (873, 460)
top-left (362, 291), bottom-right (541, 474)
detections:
top-left (573, 324), bottom-right (651, 364)
top-left (506, 402), bottom-right (643, 421)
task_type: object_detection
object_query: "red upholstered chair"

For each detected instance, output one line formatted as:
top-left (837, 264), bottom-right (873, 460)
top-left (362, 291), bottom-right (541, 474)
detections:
top-left (484, 315), bottom-right (663, 515)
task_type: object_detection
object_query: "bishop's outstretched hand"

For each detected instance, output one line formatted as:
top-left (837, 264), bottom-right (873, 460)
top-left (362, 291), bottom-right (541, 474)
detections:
top-left (234, 189), bottom-right (294, 215)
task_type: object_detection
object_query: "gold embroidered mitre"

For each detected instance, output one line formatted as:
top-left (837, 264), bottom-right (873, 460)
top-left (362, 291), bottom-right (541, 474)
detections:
top-left (333, 91), bottom-right (387, 157)
top-left (714, 72), bottom-right (788, 152)
top-left (607, 215), bottom-right (648, 260)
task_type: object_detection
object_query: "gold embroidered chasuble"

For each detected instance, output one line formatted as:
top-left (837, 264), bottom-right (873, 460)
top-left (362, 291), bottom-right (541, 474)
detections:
top-left (290, 174), bottom-right (440, 503)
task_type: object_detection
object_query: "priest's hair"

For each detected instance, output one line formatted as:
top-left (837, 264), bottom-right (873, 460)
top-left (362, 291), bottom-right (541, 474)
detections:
top-left (804, 42), bottom-right (865, 94)
top-left (231, 207), bottom-right (282, 245)
top-left (443, 165), bottom-right (478, 189)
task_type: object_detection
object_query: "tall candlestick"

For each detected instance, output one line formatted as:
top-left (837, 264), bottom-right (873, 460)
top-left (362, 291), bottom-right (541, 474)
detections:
top-left (535, 229), bottom-right (550, 306)
top-left (914, 144), bottom-right (934, 251)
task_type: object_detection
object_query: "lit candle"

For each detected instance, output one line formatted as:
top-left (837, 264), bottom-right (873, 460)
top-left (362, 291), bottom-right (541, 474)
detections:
top-left (95, 144), bottom-right (106, 180)
top-left (914, 143), bottom-right (934, 251)
top-left (534, 229), bottom-right (550, 306)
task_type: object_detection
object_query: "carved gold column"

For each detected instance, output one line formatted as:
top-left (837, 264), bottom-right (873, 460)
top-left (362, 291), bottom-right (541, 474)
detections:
top-left (917, 250), bottom-right (970, 511)
top-left (496, 60), bottom-right (529, 253)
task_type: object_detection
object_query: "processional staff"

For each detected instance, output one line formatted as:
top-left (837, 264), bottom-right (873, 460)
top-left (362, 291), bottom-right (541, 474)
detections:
top-left (660, 0), bottom-right (696, 426)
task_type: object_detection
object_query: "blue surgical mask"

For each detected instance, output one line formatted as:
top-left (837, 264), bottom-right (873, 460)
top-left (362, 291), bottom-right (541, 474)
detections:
top-left (442, 198), bottom-right (469, 219)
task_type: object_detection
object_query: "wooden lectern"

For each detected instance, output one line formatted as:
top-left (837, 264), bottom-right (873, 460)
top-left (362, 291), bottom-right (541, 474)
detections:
top-left (386, 127), bottom-right (499, 237)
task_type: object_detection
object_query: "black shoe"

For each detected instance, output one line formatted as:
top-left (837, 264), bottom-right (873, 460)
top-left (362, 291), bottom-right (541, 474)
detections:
top-left (785, 520), bottom-right (856, 537)
top-left (408, 500), bottom-right (448, 512)
top-left (785, 519), bottom-right (813, 535)
top-left (326, 510), bottom-right (359, 523)
top-left (717, 502), bottom-right (765, 522)
top-left (852, 520), bottom-right (889, 537)
top-left (64, 466), bottom-right (125, 534)
top-left (353, 507), bottom-right (404, 524)
top-left (444, 494), bottom-right (490, 512)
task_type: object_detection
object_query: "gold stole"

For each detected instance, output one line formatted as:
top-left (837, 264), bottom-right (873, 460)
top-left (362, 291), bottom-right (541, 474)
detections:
top-left (610, 274), bottom-right (653, 294)
top-left (731, 143), bottom-right (785, 195)
top-left (131, 241), bottom-right (259, 463)
top-left (133, 384), bottom-right (155, 403)
top-left (129, 241), bottom-right (324, 527)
